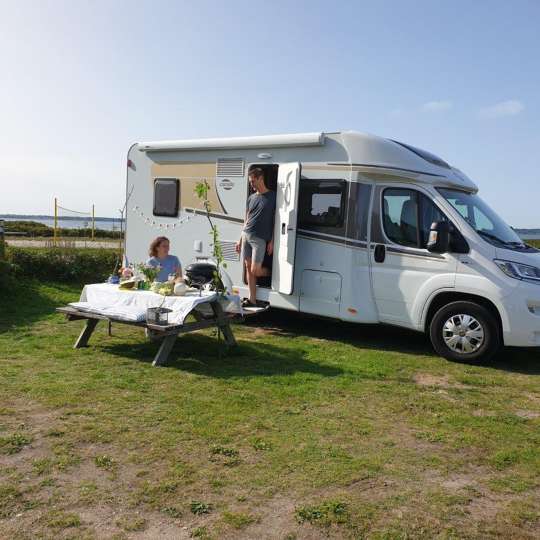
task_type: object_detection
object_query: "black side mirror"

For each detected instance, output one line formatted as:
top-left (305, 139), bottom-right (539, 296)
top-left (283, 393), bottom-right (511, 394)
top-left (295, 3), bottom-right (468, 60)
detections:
top-left (427, 221), bottom-right (450, 253)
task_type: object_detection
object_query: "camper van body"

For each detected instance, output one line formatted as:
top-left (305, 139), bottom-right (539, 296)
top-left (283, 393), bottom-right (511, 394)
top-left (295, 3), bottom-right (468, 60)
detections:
top-left (125, 131), bottom-right (540, 361)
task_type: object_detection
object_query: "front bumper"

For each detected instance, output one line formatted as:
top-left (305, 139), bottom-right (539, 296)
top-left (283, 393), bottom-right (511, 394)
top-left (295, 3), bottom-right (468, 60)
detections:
top-left (502, 281), bottom-right (540, 347)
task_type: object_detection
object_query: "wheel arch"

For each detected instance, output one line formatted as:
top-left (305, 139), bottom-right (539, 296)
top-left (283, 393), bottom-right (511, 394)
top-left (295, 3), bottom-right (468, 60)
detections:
top-left (423, 291), bottom-right (504, 340)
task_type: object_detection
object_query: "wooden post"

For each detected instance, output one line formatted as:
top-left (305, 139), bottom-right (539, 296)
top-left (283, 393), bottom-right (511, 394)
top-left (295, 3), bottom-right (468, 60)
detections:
top-left (53, 197), bottom-right (58, 247)
top-left (91, 204), bottom-right (95, 241)
top-left (0, 219), bottom-right (5, 260)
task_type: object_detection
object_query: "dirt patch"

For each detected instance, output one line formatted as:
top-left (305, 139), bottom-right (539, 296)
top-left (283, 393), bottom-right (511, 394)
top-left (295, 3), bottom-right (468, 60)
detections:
top-left (413, 373), bottom-right (469, 389)
top-left (515, 409), bottom-right (540, 419)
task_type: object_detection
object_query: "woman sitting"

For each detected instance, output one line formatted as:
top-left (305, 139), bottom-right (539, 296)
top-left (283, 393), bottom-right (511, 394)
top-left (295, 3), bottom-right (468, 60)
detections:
top-left (147, 236), bottom-right (183, 282)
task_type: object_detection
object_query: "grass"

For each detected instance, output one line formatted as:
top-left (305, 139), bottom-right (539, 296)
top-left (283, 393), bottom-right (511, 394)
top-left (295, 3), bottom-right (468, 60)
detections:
top-left (0, 279), bottom-right (539, 538)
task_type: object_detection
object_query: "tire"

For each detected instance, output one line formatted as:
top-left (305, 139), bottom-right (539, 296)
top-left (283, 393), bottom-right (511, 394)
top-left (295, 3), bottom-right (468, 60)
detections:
top-left (429, 301), bottom-right (501, 363)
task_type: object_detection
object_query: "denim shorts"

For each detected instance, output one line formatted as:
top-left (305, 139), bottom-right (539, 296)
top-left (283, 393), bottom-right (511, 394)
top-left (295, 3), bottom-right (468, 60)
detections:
top-left (241, 232), bottom-right (266, 264)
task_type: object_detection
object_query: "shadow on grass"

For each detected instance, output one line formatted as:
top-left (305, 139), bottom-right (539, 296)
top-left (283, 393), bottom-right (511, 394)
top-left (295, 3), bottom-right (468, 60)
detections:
top-left (101, 331), bottom-right (344, 378)
top-left (243, 309), bottom-right (540, 375)
top-left (0, 280), bottom-right (80, 335)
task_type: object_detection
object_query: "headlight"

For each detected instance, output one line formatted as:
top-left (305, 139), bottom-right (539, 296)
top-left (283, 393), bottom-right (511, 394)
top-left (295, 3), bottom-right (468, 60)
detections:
top-left (494, 259), bottom-right (540, 282)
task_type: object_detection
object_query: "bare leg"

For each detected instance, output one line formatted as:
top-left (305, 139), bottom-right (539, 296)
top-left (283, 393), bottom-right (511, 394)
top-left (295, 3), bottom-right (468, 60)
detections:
top-left (245, 259), bottom-right (257, 303)
top-left (251, 262), bottom-right (270, 277)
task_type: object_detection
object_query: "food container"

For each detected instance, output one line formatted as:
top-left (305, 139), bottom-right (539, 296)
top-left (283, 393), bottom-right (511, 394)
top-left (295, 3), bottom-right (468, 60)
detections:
top-left (174, 282), bottom-right (187, 296)
top-left (146, 307), bottom-right (172, 326)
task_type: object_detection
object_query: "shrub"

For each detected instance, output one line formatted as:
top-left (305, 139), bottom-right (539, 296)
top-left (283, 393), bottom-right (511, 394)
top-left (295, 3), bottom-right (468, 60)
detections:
top-left (4, 220), bottom-right (122, 239)
top-left (0, 260), bottom-right (17, 290)
top-left (6, 247), bottom-right (121, 283)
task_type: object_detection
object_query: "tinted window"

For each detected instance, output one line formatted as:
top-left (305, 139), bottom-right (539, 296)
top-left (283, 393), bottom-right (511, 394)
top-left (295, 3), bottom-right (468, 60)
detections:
top-left (383, 188), bottom-right (449, 248)
top-left (391, 140), bottom-right (451, 169)
top-left (153, 178), bottom-right (179, 217)
top-left (298, 180), bottom-right (347, 232)
top-left (346, 183), bottom-right (372, 241)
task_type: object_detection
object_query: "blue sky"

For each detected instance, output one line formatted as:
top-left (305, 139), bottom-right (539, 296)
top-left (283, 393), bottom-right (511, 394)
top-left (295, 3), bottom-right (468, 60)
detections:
top-left (1, 0), bottom-right (539, 226)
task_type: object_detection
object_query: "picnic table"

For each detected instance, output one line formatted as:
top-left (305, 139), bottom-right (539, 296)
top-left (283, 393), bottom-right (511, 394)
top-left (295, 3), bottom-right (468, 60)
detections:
top-left (56, 283), bottom-right (241, 366)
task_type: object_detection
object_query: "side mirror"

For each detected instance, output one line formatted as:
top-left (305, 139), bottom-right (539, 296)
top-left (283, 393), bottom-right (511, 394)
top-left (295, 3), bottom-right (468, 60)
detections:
top-left (427, 221), bottom-right (450, 253)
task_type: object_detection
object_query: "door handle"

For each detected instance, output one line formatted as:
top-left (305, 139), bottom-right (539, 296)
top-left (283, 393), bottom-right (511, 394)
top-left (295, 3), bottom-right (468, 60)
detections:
top-left (281, 223), bottom-right (286, 234)
top-left (374, 244), bottom-right (386, 263)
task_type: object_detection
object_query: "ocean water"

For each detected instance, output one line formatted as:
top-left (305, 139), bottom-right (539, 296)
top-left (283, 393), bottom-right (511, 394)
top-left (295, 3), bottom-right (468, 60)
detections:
top-left (1, 216), bottom-right (124, 231)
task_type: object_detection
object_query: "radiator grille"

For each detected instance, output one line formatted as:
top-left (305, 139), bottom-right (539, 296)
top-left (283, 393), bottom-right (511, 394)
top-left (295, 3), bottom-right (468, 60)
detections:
top-left (219, 240), bottom-right (240, 261)
top-left (216, 158), bottom-right (244, 177)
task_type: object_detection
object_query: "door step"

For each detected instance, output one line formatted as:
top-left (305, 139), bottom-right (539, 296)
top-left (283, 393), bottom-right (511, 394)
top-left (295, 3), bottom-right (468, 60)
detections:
top-left (242, 305), bottom-right (270, 315)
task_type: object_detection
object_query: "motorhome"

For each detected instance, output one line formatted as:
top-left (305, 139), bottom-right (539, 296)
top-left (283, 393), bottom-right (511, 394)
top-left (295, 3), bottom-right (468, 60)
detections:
top-left (125, 131), bottom-right (540, 362)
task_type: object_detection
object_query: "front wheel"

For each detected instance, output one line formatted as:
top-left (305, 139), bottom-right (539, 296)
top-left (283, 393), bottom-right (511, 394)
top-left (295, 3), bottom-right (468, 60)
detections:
top-left (429, 301), bottom-right (501, 363)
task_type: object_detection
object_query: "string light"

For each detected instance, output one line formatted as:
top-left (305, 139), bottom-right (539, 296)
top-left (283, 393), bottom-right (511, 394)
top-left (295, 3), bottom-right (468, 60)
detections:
top-left (131, 206), bottom-right (195, 230)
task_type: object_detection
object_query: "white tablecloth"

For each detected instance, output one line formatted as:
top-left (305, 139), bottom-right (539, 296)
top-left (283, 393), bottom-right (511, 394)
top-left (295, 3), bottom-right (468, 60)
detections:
top-left (71, 283), bottom-right (241, 325)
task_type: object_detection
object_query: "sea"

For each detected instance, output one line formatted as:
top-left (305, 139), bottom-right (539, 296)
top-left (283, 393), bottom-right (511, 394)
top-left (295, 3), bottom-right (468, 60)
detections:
top-left (0, 216), bottom-right (124, 231)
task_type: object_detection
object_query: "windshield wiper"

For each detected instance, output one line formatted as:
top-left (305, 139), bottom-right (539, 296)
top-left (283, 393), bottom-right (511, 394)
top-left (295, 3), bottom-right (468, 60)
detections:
top-left (477, 231), bottom-right (526, 248)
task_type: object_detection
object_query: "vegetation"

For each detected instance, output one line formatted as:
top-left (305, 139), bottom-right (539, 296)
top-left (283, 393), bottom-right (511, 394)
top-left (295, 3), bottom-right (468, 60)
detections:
top-left (0, 279), bottom-right (539, 538)
top-left (5, 246), bottom-right (121, 283)
top-left (195, 180), bottom-right (227, 292)
top-left (3, 220), bottom-right (122, 239)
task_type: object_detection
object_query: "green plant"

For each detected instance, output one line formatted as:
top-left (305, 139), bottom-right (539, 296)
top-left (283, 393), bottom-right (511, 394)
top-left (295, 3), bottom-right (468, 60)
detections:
top-left (190, 500), bottom-right (212, 515)
top-left (94, 455), bottom-right (115, 470)
top-left (194, 180), bottom-right (226, 292)
top-left (136, 263), bottom-right (160, 283)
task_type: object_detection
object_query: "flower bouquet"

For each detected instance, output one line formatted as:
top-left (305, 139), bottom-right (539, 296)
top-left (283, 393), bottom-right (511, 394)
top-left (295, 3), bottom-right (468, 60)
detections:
top-left (136, 263), bottom-right (161, 290)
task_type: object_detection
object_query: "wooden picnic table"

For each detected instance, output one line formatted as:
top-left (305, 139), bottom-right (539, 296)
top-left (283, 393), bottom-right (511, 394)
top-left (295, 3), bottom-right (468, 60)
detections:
top-left (56, 299), bottom-right (238, 367)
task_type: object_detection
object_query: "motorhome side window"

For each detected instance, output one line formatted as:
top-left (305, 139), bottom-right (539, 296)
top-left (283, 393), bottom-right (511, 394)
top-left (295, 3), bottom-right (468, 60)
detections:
top-left (153, 178), bottom-right (180, 217)
top-left (298, 179), bottom-right (347, 233)
top-left (382, 188), bottom-right (448, 248)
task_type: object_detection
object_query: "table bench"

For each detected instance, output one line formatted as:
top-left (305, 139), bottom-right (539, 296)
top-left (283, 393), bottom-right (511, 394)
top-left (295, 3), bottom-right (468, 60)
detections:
top-left (56, 299), bottom-right (238, 367)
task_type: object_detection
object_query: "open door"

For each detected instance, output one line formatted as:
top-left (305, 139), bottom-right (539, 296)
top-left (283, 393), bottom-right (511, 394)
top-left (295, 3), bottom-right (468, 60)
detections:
top-left (272, 162), bottom-right (300, 294)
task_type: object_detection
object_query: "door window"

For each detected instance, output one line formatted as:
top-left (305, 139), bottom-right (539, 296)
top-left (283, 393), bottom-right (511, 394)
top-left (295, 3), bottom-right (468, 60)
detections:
top-left (382, 188), bottom-right (448, 248)
top-left (298, 179), bottom-right (347, 234)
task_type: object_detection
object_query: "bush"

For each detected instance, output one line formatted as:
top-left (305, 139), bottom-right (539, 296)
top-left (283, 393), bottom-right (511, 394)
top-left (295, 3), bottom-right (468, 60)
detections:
top-left (6, 247), bottom-right (121, 283)
top-left (4, 220), bottom-right (122, 239)
top-left (0, 260), bottom-right (17, 290)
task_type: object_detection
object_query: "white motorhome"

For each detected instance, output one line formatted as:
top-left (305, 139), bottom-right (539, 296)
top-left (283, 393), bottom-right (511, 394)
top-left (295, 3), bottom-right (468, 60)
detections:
top-left (125, 131), bottom-right (540, 362)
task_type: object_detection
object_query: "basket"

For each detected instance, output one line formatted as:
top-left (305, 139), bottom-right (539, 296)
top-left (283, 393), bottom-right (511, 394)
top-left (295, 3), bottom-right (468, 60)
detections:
top-left (146, 307), bottom-right (173, 326)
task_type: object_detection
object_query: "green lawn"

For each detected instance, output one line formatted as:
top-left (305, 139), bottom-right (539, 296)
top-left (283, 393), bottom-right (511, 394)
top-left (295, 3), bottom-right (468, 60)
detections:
top-left (0, 281), bottom-right (539, 539)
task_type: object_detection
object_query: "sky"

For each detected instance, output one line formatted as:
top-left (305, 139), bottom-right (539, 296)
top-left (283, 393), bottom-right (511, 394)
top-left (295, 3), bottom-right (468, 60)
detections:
top-left (0, 0), bottom-right (539, 226)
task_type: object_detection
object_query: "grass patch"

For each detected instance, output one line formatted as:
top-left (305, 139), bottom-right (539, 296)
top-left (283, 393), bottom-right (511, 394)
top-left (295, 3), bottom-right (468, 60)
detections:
top-left (222, 510), bottom-right (257, 529)
top-left (0, 432), bottom-right (32, 455)
top-left (295, 500), bottom-right (349, 527)
top-left (116, 515), bottom-right (147, 532)
top-left (44, 510), bottom-right (81, 529)
top-left (0, 279), bottom-right (539, 538)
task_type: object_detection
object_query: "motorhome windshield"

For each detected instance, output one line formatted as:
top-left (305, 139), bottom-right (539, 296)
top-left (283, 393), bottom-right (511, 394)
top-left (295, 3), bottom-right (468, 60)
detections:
top-left (438, 188), bottom-right (525, 249)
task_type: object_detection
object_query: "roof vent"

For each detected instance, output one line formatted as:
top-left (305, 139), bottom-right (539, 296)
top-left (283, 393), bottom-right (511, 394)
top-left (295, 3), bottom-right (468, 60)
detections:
top-left (216, 158), bottom-right (245, 177)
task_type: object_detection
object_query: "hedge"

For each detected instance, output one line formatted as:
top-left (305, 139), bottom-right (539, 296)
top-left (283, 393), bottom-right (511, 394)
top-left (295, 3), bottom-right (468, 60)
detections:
top-left (4, 220), bottom-right (122, 239)
top-left (5, 247), bottom-right (121, 283)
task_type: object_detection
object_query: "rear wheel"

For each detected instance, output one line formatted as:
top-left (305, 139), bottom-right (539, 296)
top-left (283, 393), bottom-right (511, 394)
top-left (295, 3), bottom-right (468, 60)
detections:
top-left (429, 301), bottom-right (501, 363)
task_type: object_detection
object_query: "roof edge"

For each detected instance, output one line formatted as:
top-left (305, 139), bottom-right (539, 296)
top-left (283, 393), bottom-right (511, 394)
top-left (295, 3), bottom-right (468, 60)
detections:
top-left (138, 132), bottom-right (325, 152)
